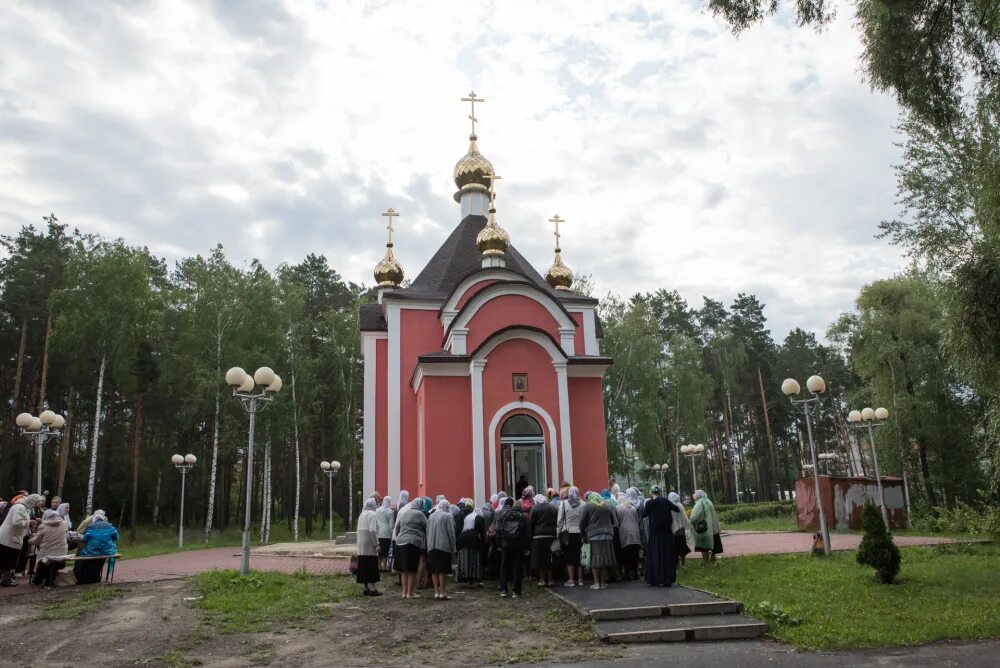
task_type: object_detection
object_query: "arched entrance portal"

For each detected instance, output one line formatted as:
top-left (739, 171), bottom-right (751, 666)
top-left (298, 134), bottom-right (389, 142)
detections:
top-left (500, 414), bottom-right (547, 497)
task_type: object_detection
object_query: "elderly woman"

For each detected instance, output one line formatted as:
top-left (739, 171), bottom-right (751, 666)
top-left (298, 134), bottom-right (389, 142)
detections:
top-left (528, 494), bottom-right (558, 586)
top-left (457, 503), bottom-right (486, 586)
top-left (0, 494), bottom-right (44, 587)
top-left (668, 492), bottom-right (692, 567)
top-left (498, 498), bottom-right (528, 598)
top-left (375, 496), bottom-right (394, 572)
top-left (356, 498), bottom-right (382, 596)
top-left (556, 486), bottom-right (586, 587)
top-left (427, 499), bottom-right (457, 600)
top-left (74, 511), bottom-right (119, 584)
top-left (615, 492), bottom-right (642, 580)
top-left (394, 499), bottom-right (427, 599)
top-left (30, 509), bottom-right (68, 588)
top-left (580, 492), bottom-right (619, 590)
top-left (690, 490), bottom-right (722, 563)
top-left (55, 502), bottom-right (72, 530)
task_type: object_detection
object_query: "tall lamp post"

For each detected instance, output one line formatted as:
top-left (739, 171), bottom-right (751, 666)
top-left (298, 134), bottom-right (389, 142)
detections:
top-left (848, 406), bottom-right (890, 529)
top-left (225, 365), bottom-right (282, 576)
top-left (171, 453), bottom-right (197, 548)
top-left (782, 375), bottom-right (831, 557)
top-left (651, 463), bottom-right (668, 489)
top-left (16, 410), bottom-right (65, 494)
top-left (320, 459), bottom-right (342, 541)
top-left (818, 452), bottom-right (837, 475)
top-left (680, 443), bottom-right (705, 491)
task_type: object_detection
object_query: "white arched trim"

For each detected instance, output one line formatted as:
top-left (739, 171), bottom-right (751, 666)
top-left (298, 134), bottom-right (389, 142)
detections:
top-left (472, 327), bottom-right (567, 363)
top-left (441, 270), bottom-right (529, 326)
top-left (447, 283), bottom-right (577, 355)
top-left (487, 402), bottom-right (559, 497)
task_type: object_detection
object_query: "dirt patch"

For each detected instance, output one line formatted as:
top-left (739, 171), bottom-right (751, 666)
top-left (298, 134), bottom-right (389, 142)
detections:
top-left (0, 578), bottom-right (621, 667)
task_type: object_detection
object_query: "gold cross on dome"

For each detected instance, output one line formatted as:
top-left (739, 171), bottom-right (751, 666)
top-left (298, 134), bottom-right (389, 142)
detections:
top-left (483, 172), bottom-right (502, 201)
top-left (381, 207), bottom-right (399, 244)
top-left (549, 214), bottom-right (565, 249)
top-left (461, 90), bottom-right (485, 136)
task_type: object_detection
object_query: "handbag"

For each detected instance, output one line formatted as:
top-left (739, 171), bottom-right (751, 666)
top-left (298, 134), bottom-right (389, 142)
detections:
top-left (67, 531), bottom-right (82, 550)
top-left (349, 555), bottom-right (359, 574)
top-left (580, 543), bottom-right (591, 569)
top-left (550, 538), bottom-right (563, 556)
top-left (693, 519), bottom-right (708, 534)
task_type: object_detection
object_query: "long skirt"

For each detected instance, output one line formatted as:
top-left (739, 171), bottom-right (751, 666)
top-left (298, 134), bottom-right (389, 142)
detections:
top-left (589, 538), bottom-right (617, 570)
top-left (712, 533), bottom-right (724, 555)
top-left (673, 530), bottom-right (692, 558)
top-left (563, 533), bottom-right (583, 567)
top-left (530, 536), bottom-right (555, 571)
top-left (394, 543), bottom-right (421, 573)
top-left (457, 546), bottom-right (483, 582)
top-left (644, 532), bottom-right (676, 587)
top-left (427, 549), bottom-right (452, 575)
top-left (355, 555), bottom-right (380, 584)
top-left (74, 558), bottom-right (106, 585)
top-left (619, 544), bottom-right (640, 576)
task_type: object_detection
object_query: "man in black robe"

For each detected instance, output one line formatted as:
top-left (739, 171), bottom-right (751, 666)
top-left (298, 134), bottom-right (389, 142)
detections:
top-left (640, 485), bottom-right (680, 587)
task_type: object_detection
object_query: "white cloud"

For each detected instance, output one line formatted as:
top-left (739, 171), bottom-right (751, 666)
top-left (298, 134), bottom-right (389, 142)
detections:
top-left (0, 0), bottom-right (906, 340)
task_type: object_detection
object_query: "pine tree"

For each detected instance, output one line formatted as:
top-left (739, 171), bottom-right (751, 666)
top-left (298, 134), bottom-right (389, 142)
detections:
top-left (856, 501), bottom-right (901, 584)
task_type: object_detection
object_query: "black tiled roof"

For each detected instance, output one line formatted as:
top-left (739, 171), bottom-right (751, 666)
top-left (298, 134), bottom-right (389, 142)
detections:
top-left (359, 303), bottom-right (387, 331)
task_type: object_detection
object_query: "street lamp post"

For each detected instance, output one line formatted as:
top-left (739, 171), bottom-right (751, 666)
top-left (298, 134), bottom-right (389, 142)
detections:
top-left (171, 453), bottom-right (197, 548)
top-left (225, 365), bottom-right (283, 576)
top-left (782, 375), bottom-right (831, 557)
top-left (651, 463), bottom-right (668, 489)
top-left (818, 452), bottom-right (837, 476)
top-left (680, 444), bottom-right (705, 491)
top-left (16, 410), bottom-right (66, 494)
top-left (320, 460), bottom-right (342, 541)
top-left (848, 406), bottom-right (891, 529)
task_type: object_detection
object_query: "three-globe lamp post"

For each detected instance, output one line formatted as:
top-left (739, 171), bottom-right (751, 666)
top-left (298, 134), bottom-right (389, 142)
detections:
top-left (848, 406), bottom-right (891, 529)
top-left (171, 453), bottom-right (197, 548)
top-left (651, 463), bottom-right (669, 489)
top-left (225, 365), bottom-right (282, 576)
top-left (320, 460), bottom-right (342, 541)
top-left (15, 410), bottom-right (66, 494)
top-left (680, 443), bottom-right (705, 492)
top-left (782, 375), bottom-right (831, 557)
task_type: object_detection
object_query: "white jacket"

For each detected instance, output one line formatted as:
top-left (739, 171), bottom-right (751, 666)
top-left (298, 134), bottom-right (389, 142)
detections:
top-left (0, 503), bottom-right (32, 550)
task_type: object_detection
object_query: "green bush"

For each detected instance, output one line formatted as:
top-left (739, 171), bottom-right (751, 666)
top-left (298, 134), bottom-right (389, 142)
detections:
top-left (910, 492), bottom-right (1000, 540)
top-left (717, 501), bottom-right (796, 524)
top-left (857, 501), bottom-right (901, 584)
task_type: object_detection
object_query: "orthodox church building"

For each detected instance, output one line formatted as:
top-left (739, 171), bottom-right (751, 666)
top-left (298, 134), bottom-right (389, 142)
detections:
top-left (360, 94), bottom-right (612, 504)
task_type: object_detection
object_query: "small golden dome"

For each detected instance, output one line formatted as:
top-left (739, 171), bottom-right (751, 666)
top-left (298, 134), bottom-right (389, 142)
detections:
top-left (453, 135), bottom-right (495, 190)
top-left (476, 207), bottom-right (510, 256)
top-left (374, 244), bottom-right (404, 287)
top-left (545, 250), bottom-right (573, 291)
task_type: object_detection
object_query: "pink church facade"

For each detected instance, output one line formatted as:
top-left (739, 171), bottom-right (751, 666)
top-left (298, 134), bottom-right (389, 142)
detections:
top-left (360, 127), bottom-right (612, 504)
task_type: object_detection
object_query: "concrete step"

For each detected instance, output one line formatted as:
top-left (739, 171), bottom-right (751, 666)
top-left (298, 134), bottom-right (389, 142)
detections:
top-left (334, 532), bottom-right (357, 545)
top-left (590, 599), bottom-right (742, 621)
top-left (596, 613), bottom-right (766, 643)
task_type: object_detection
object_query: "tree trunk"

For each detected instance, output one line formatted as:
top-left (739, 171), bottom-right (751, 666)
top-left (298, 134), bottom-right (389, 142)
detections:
top-left (85, 354), bottom-right (106, 515)
top-left (36, 313), bottom-right (53, 412)
top-left (56, 388), bottom-right (75, 496)
top-left (757, 367), bottom-right (778, 498)
top-left (204, 332), bottom-right (223, 542)
top-left (129, 393), bottom-right (144, 543)
top-left (1, 317), bottom-right (30, 489)
top-left (292, 371), bottom-right (301, 542)
top-left (152, 468), bottom-right (162, 526)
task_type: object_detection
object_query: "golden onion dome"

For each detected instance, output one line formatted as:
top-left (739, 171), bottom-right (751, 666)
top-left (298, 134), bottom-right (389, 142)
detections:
top-left (374, 244), bottom-right (404, 288)
top-left (453, 135), bottom-right (495, 190)
top-left (476, 207), bottom-right (510, 256)
top-left (545, 250), bottom-right (573, 291)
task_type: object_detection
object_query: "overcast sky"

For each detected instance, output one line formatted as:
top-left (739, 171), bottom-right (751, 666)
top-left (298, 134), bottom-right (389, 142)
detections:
top-left (0, 1), bottom-right (906, 341)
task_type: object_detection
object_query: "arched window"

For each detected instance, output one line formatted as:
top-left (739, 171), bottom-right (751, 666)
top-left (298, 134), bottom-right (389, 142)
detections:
top-left (501, 414), bottom-right (542, 438)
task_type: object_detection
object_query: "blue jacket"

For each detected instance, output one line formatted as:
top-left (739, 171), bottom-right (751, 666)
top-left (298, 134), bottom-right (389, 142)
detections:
top-left (79, 520), bottom-right (119, 557)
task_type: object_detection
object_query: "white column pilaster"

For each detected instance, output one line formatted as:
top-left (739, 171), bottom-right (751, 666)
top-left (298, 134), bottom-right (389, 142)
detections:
top-left (363, 335), bottom-right (376, 496)
top-left (554, 361), bottom-right (573, 483)
top-left (471, 360), bottom-right (487, 501)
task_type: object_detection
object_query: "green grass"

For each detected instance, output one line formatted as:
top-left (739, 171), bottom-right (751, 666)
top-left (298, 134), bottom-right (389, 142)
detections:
top-left (722, 515), bottom-right (801, 532)
top-left (119, 517), bottom-right (344, 560)
top-left (34, 585), bottom-right (126, 620)
top-left (680, 543), bottom-right (1000, 649)
top-left (193, 570), bottom-right (352, 633)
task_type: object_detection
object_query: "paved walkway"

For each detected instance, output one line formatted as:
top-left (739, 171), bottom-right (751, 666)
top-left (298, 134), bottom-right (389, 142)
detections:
top-left (0, 531), bottom-right (961, 598)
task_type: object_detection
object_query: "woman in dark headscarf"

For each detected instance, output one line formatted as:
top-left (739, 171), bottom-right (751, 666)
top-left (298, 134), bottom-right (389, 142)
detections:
top-left (641, 485), bottom-right (681, 587)
top-left (457, 503), bottom-right (486, 585)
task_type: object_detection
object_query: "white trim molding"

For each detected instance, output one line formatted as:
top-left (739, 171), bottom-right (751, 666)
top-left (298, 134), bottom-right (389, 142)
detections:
top-left (447, 283), bottom-right (577, 354)
top-left (387, 303), bottom-right (401, 498)
top-left (566, 363), bottom-right (611, 378)
top-left (470, 360), bottom-right (487, 503)
top-left (441, 270), bottom-right (529, 324)
top-left (567, 307), bottom-right (600, 356)
top-left (487, 401), bottom-right (559, 497)
top-left (362, 333), bottom-right (379, 499)
top-left (554, 361), bottom-right (574, 483)
top-left (411, 362), bottom-right (469, 392)
top-left (472, 327), bottom-right (567, 364)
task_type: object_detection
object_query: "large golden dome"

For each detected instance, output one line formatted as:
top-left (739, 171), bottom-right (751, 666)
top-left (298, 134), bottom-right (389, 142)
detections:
top-left (545, 250), bottom-right (573, 291)
top-left (476, 207), bottom-right (510, 256)
top-left (374, 244), bottom-right (404, 287)
top-left (453, 135), bottom-right (495, 190)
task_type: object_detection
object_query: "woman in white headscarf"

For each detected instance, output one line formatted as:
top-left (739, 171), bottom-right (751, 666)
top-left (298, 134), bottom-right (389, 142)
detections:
top-left (356, 498), bottom-right (381, 596)
top-left (426, 499), bottom-right (457, 600)
top-left (556, 486), bottom-right (586, 587)
top-left (0, 494), bottom-right (44, 587)
top-left (668, 492), bottom-right (692, 567)
top-left (375, 496), bottom-right (394, 573)
top-left (457, 503), bottom-right (486, 586)
top-left (528, 493), bottom-right (558, 586)
top-left (615, 492), bottom-right (642, 580)
top-left (394, 499), bottom-right (427, 599)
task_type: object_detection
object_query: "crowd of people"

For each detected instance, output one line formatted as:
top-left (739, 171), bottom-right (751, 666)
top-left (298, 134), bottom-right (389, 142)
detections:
top-left (354, 481), bottom-right (723, 600)
top-left (0, 491), bottom-right (120, 588)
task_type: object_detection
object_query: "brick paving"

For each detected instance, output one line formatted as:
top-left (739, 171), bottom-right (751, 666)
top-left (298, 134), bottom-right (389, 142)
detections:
top-left (0, 531), bottom-right (960, 598)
